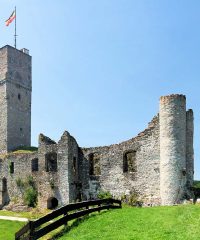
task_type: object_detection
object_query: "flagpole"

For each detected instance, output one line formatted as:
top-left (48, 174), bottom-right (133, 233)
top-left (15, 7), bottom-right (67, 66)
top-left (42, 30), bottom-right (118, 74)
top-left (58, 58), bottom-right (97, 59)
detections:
top-left (14, 6), bottom-right (17, 48)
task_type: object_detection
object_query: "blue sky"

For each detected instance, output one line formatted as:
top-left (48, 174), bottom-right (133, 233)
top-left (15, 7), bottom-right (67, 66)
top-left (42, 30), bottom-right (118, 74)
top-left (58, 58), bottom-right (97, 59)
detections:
top-left (1, 1), bottom-right (200, 178)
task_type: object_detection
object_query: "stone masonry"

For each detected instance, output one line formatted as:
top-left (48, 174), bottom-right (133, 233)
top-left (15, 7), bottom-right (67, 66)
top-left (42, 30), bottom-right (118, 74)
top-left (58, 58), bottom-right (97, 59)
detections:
top-left (0, 45), bottom-right (194, 209)
top-left (0, 45), bottom-right (31, 153)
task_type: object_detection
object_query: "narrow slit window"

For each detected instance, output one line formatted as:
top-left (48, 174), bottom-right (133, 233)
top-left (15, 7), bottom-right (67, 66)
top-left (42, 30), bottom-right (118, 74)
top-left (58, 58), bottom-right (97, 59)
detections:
top-left (0, 159), bottom-right (2, 172)
top-left (73, 157), bottom-right (77, 174)
top-left (10, 162), bottom-right (14, 174)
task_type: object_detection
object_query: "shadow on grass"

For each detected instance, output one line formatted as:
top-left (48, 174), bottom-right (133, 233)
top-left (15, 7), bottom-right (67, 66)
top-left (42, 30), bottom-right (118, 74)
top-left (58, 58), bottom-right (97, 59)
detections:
top-left (52, 210), bottom-right (108, 239)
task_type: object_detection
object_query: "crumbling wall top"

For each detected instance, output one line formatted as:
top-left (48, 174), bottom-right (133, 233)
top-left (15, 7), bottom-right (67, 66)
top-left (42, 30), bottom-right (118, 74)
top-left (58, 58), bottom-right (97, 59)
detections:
top-left (39, 134), bottom-right (56, 145)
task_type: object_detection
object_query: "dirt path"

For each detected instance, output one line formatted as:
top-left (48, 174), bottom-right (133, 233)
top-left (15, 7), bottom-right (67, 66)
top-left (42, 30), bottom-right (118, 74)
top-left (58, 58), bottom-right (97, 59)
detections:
top-left (0, 216), bottom-right (28, 222)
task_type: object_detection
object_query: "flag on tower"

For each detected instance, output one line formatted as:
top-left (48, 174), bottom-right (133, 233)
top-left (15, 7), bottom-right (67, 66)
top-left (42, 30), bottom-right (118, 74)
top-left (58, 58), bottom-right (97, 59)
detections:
top-left (5, 10), bottom-right (16, 26)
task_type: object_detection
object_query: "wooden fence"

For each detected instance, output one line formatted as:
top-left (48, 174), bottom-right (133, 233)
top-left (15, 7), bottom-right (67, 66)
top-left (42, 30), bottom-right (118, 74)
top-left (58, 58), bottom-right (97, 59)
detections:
top-left (15, 198), bottom-right (121, 240)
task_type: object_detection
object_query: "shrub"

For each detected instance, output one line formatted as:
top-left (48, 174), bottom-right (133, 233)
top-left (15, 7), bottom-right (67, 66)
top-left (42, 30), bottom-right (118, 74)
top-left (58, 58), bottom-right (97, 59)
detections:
top-left (27, 175), bottom-right (35, 188)
top-left (121, 190), bottom-right (143, 207)
top-left (16, 177), bottom-right (25, 188)
top-left (97, 190), bottom-right (112, 199)
top-left (23, 187), bottom-right (38, 207)
top-left (15, 175), bottom-right (38, 207)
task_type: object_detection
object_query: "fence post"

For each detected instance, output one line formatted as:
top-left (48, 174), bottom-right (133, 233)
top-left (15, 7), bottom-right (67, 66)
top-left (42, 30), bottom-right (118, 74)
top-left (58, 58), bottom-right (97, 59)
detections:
top-left (64, 212), bottom-right (68, 227)
top-left (29, 221), bottom-right (35, 240)
top-left (98, 203), bottom-right (101, 213)
top-left (108, 199), bottom-right (111, 210)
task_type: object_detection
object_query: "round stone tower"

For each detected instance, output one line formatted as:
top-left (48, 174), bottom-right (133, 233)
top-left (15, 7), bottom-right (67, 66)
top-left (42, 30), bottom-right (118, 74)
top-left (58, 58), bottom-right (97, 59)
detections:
top-left (160, 94), bottom-right (186, 205)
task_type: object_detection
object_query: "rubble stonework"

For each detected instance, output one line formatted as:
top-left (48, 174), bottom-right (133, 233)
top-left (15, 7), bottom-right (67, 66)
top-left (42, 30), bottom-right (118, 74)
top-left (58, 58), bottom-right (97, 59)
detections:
top-left (0, 45), bottom-right (194, 209)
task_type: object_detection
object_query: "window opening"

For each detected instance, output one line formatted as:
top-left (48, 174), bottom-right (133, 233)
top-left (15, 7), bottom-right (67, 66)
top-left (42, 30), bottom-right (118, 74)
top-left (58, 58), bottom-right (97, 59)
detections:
top-left (45, 153), bottom-right (57, 172)
top-left (123, 151), bottom-right (137, 173)
top-left (89, 153), bottom-right (101, 176)
top-left (32, 158), bottom-right (39, 172)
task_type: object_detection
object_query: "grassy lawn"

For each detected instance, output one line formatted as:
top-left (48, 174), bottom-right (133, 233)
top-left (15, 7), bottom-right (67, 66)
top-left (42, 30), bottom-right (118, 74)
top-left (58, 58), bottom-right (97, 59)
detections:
top-left (55, 204), bottom-right (200, 240)
top-left (0, 209), bottom-right (50, 219)
top-left (2, 204), bottom-right (200, 239)
top-left (0, 220), bottom-right (25, 240)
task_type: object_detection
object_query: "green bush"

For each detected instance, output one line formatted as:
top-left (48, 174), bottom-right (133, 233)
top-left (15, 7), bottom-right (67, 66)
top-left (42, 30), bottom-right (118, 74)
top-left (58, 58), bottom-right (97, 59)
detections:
top-left (15, 175), bottom-right (38, 207)
top-left (27, 175), bottom-right (35, 188)
top-left (121, 190), bottom-right (143, 207)
top-left (97, 190), bottom-right (112, 199)
top-left (16, 177), bottom-right (25, 188)
top-left (23, 186), bottom-right (38, 207)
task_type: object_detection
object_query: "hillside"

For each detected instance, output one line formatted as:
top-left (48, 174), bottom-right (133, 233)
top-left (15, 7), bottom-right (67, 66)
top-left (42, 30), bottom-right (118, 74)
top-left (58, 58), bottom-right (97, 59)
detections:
top-left (55, 205), bottom-right (200, 240)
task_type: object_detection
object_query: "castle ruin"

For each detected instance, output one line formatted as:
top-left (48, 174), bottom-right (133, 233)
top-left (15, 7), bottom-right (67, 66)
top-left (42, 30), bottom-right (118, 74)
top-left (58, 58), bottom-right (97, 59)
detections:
top-left (0, 45), bottom-right (194, 209)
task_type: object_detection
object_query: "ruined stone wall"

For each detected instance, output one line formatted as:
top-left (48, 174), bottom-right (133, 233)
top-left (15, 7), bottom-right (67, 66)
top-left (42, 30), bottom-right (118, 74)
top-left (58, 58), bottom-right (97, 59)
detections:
top-left (81, 115), bottom-right (161, 205)
top-left (0, 152), bottom-right (37, 208)
top-left (57, 131), bottom-right (80, 205)
top-left (37, 134), bottom-right (58, 208)
top-left (0, 146), bottom-right (60, 209)
top-left (0, 93), bottom-right (194, 209)
top-left (0, 131), bottom-right (81, 209)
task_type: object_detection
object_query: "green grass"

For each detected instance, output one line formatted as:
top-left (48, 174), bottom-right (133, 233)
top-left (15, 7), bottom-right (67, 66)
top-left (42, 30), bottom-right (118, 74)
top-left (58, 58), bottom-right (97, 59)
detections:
top-left (3, 204), bottom-right (200, 240)
top-left (0, 209), bottom-right (50, 219)
top-left (12, 146), bottom-right (38, 154)
top-left (0, 220), bottom-right (25, 240)
top-left (55, 205), bottom-right (200, 240)
top-left (0, 146), bottom-right (38, 158)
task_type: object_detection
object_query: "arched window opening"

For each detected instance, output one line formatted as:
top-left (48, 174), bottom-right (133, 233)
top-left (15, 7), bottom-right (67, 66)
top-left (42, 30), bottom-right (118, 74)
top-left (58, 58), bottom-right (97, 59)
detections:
top-left (47, 197), bottom-right (58, 209)
top-left (89, 153), bottom-right (101, 176)
top-left (123, 151), bottom-right (137, 173)
top-left (45, 153), bottom-right (57, 172)
top-left (32, 158), bottom-right (39, 172)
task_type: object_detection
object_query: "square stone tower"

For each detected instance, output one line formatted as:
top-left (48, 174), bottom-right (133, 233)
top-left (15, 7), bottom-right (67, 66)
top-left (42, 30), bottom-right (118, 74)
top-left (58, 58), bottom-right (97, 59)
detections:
top-left (0, 45), bottom-right (32, 153)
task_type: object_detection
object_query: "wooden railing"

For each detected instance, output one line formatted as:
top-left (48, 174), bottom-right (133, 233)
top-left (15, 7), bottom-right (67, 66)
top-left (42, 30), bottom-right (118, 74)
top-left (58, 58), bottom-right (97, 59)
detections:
top-left (15, 198), bottom-right (121, 240)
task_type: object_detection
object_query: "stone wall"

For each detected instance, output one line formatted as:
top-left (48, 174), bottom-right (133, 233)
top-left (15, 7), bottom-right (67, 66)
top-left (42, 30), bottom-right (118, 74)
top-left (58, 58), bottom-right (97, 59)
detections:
top-left (81, 114), bottom-right (161, 205)
top-left (0, 152), bottom-right (37, 208)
